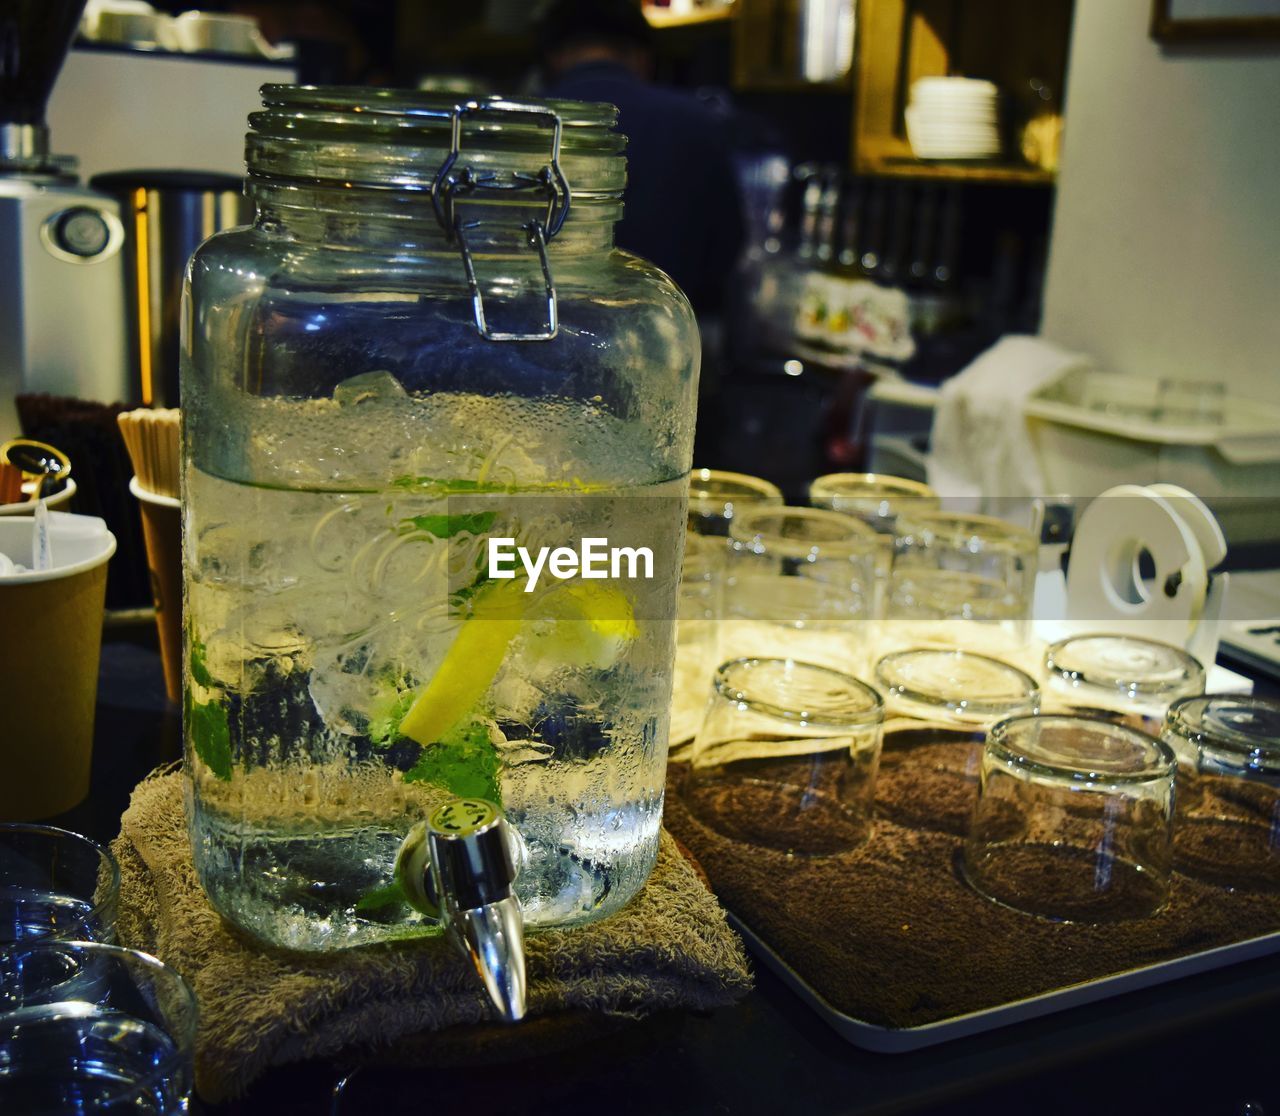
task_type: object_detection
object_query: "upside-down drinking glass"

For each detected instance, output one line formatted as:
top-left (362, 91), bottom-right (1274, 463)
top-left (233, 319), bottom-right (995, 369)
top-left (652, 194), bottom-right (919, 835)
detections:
top-left (685, 657), bottom-right (884, 855)
top-left (887, 511), bottom-right (1038, 654)
top-left (963, 715), bottom-right (1176, 922)
top-left (1045, 634), bottom-right (1205, 730)
top-left (808, 472), bottom-right (940, 535)
top-left (1162, 694), bottom-right (1280, 890)
top-left (873, 650), bottom-right (1040, 836)
top-left (723, 505), bottom-right (881, 677)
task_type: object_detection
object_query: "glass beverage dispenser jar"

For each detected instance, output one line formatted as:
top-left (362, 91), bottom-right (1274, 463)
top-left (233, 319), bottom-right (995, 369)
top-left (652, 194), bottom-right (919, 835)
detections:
top-left (181, 89), bottom-right (698, 986)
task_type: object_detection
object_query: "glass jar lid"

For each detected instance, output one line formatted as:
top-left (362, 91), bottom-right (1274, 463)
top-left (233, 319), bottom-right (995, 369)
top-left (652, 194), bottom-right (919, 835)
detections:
top-left (714, 657), bottom-right (883, 728)
top-left (875, 649), bottom-right (1040, 725)
top-left (988, 714), bottom-right (1176, 783)
top-left (1163, 694), bottom-right (1280, 776)
top-left (1045, 635), bottom-right (1205, 707)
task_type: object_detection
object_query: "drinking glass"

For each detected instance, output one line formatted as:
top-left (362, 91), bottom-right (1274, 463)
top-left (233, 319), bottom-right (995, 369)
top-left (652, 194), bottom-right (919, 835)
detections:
top-left (808, 473), bottom-right (936, 616)
top-left (687, 468), bottom-right (783, 538)
top-left (1, 824), bottom-right (120, 944)
top-left (808, 472), bottom-right (940, 534)
top-left (963, 715), bottom-right (1176, 922)
top-left (685, 657), bottom-right (884, 855)
top-left (887, 511), bottom-right (1037, 653)
top-left (874, 649), bottom-right (1040, 835)
top-left (1045, 634), bottom-right (1205, 729)
top-left (723, 505), bottom-right (881, 677)
top-left (0, 941), bottom-right (197, 1114)
top-left (672, 531), bottom-right (727, 757)
top-left (672, 469), bottom-right (784, 756)
top-left (1162, 694), bottom-right (1280, 890)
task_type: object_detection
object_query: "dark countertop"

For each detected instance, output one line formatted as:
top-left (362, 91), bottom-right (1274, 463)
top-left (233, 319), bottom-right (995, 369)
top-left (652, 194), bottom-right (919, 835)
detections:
top-left (59, 638), bottom-right (1280, 1116)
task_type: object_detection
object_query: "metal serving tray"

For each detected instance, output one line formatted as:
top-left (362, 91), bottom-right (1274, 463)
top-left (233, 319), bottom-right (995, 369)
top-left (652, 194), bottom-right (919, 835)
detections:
top-left (729, 914), bottom-right (1280, 1053)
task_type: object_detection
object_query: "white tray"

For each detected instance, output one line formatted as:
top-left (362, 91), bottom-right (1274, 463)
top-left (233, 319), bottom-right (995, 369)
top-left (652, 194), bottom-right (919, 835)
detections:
top-left (729, 914), bottom-right (1280, 1053)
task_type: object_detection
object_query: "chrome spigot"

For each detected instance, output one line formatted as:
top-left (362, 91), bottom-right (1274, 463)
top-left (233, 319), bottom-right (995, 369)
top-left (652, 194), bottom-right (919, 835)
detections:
top-left (396, 798), bottom-right (527, 1022)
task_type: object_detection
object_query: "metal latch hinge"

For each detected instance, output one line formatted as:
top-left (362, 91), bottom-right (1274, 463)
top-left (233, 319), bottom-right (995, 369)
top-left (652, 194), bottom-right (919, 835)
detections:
top-left (431, 98), bottom-right (570, 342)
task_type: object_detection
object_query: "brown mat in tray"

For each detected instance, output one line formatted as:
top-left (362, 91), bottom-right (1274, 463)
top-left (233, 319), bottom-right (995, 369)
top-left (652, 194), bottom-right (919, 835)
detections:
top-left (664, 729), bottom-right (1280, 1031)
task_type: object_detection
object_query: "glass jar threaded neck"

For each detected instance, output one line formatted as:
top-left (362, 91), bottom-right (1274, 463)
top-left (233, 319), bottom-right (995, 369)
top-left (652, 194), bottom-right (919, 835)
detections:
top-left (245, 86), bottom-right (626, 255)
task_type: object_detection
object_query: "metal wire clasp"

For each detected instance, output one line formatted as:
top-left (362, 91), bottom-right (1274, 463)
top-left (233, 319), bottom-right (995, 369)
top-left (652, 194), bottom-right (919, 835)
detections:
top-left (431, 98), bottom-right (570, 342)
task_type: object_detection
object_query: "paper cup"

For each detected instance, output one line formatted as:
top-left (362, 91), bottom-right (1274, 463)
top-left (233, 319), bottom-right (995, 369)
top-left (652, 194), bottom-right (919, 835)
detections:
top-left (0, 478), bottom-right (78, 516)
top-left (130, 478), bottom-right (182, 705)
top-left (0, 515), bottom-right (116, 820)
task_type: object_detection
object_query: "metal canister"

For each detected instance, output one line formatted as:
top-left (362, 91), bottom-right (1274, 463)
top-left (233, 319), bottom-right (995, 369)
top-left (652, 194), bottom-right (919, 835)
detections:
top-left (89, 170), bottom-right (247, 407)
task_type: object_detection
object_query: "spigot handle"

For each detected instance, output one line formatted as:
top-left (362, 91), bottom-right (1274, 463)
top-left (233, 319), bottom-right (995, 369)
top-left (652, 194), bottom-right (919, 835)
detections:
top-left (426, 798), bottom-right (518, 909)
top-left (397, 798), bottom-right (527, 1022)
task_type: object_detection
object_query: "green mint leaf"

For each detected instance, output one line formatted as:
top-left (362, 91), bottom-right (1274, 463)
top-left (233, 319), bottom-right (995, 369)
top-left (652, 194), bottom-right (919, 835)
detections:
top-left (401, 511), bottom-right (497, 539)
top-left (403, 720), bottom-right (501, 803)
top-left (354, 879), bottom-right (409, 914)
top-left (368, 688), bottom-right (415, 748)
top-left (189, 638), bottom-right (214, 689)
top-left (450, 569), bottom-right (494, 609)
top-left (190, 698), bottom-right (232, 780)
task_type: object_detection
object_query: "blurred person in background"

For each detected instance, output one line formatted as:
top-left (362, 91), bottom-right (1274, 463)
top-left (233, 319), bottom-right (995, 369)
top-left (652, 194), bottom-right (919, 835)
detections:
top-left (537, 0), bottom-right (745, 319)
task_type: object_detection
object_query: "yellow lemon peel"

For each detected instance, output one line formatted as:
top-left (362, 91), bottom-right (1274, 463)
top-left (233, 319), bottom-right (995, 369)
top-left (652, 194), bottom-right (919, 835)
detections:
top-left (524, 581), bottom-right (639, 670)
top-left (397, 579), bottom-right (638, 747)
top-left (397, 582), bottom-right (525, 747)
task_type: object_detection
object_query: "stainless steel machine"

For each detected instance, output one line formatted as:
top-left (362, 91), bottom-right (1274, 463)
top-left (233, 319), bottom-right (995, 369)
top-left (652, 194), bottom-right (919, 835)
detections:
top-left (0, 0), bottom-right (130, 439)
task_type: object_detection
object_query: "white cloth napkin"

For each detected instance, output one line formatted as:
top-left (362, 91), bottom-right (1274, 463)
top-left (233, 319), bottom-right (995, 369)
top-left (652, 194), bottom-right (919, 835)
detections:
top-left (927, 335), bottom-right (1092, 508)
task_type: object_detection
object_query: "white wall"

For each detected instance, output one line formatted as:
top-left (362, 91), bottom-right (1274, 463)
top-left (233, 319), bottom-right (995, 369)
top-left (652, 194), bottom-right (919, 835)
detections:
top-left (1041, 0), bottom-right (1280, 404)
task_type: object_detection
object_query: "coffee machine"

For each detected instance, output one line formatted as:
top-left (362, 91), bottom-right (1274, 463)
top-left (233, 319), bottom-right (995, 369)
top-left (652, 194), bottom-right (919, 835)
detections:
top-left (0, 0), bottom-right (130, 439)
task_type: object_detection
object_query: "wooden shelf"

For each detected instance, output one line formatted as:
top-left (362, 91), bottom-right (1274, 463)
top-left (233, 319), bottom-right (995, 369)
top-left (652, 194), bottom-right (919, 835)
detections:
top-left (643, 4), bottom-right (735, 29)
top-left (858, 151), bottom-right (1056, 185)
top-left (731, 0), bottom-right (855, 91)
top-left (732, 76), bottom-right (853, 94)
top-left (853, 0), bottom-right (1072, 187)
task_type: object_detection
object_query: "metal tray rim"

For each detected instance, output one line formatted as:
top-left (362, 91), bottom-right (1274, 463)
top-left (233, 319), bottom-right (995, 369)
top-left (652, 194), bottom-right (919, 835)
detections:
top-left (728, 913), bottom-right (1280, 1053)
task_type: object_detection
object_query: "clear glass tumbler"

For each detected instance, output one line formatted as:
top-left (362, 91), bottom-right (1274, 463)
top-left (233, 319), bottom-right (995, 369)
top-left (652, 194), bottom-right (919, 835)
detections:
top-left (808, 473), bottom-right (934, 617)
top-left (963, 715), bottom-right (1177, 922)
top-left (874, 649), bottom-right (1041, 836)
top-left (0, 824), bottom-right (120, 944)
top-left (685, 657), bottom-right (884, 856)
top-left (723, 505), bottom-right (881, 677)
top-left (0, 940), bottom-right (197, 1114)
top-left (687, 468), bottom-right (783, 538)
top-left (672, 470), bottom-right (785, 757)
top-left (1162, 694), bottom-right (1280, 890)
top-left (1045, 634), bottom-right (1205, 729)
top-left (888, 511), bottom-right (1037, 654)
top-left (672, 531), bottom-right (729, 759)
top-left (808, 472), bottom-right (940, 534)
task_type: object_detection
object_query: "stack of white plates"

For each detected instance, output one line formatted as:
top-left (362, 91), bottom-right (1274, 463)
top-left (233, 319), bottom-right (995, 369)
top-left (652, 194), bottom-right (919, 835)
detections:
top-left (905, 78), bottom-right (1001, 161)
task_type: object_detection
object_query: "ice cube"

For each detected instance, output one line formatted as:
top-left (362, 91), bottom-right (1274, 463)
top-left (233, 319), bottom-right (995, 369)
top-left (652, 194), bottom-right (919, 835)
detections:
top-left (333, 370), bottom-right (408, 407)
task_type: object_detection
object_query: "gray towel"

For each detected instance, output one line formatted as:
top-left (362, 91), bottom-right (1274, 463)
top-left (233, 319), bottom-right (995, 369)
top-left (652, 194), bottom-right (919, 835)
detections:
top-left (112, 769), bottom-right (752, 1102)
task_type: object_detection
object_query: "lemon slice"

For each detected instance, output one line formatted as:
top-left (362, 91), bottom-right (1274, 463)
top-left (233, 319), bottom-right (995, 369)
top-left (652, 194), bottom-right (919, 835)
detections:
top-left (525, 581), bottom-right (638, 670)
top-left (398, 580), bottom-right (638, 747)
top-left (398, 583), bottom-right (526, 746)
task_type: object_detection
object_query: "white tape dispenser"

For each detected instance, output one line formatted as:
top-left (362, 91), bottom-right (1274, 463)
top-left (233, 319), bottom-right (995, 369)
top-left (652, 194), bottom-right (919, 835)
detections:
top-left (1064, 483), bottom-right (1229, 667)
